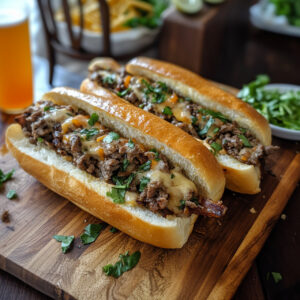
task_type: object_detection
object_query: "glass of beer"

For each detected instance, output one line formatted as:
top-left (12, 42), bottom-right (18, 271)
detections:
top-left (0, 0), bottom-right (33, 114)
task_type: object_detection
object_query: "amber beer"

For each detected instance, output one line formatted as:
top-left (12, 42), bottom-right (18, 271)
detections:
top-left (0, 9), bottom-right (33, 113)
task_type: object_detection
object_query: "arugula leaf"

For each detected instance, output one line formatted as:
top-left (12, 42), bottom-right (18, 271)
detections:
top-left (198, 116), bottom-right (215, 136)
top-left (110, 227), bottom-right (118, 233)
top-left (103, 132), bottom-right (120, 143)
top-left (80, 223), bottom-right (106, 245)
top-left (80, 128), bottom-right (99, 140)
top-left (163, 106), bottom-right (173, 116)
top-left (139, 177), bottom-right (150, 192)
top-left (139, 160), bottom-right (151, 171)
top-left (0, 168), bottom-right (15, 186)
top-left (178, 200), bottom-right (186, 210)
top-left (198, 109), bottom-right (229, 123)
top-left (149, 148), bottom-right (160, 161)
top-left (53, 235), bottom-right (74, 253)
top-left (238, 134), bottom-right (252, 147)
top-left (117, 88), bottom-right (131, 97)
top-left (127, 139), bottom-right (135, 149)
top-left (6, 190), bottom-right (17, 199)
top-left (103, 251), bottom-right (141, 278)
top-left (107, 188), bottom-right (126, 204)
top-left (88, 113), bottom-right (99, 126)
top-left (210, 142), bottom-right (222, 155)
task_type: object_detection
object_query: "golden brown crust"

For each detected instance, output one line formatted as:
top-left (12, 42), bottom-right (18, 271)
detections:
top-left (6, 124), bottom-right (197, 248)
top-left (126, 57), bottom-right (271, 146)
top-left (88, 57), bottom-right (122, 73)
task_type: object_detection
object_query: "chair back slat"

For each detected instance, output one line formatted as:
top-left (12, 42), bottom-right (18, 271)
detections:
top-left (98, 0), bottom-right (111, 56)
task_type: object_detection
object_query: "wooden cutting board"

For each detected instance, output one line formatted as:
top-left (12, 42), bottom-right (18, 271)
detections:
top-left (0, 86), bottom-right (299, 300)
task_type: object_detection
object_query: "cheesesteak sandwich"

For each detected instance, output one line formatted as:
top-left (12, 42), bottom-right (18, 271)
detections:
top-left (81, 57), bottom-right (279, 194)
top-left (6, 88), bottom-right (226, 248)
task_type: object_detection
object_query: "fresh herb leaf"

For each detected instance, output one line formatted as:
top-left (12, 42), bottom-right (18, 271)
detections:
top-left (239, 127), bottom-right (246, 134)
top-left (103, 132), bottom-right (120, 143)
top-left (102, 74), bottom-right (116, 85)
top-left (210, 142), bottom-right (222, 155)
top-left (139, 177), bottom-right (150, 192)
top-left (44, 106), bottom-right (55, 111)
top-left (142, 79), bottom-right (167, 104)
top-left (163, 106), bottom-right (173, 116)
top-left (80, 223), bottom-right (106, 245)
top-left (238, 134), bottom-right (252, 147)
top-left (213, 127), bottom-right (220, 134)
top-left (103, 251), bottom-right (141, 278)
top-left (53, 235), bottom-right (74, 253)
top-left (117, 88), bottom-right (131, 97)
top-left (88, 113), bottom-right (99, 126)
top-left (6, 190), bottom-right (17, 199)
top-left (139, 160), bottom-right (151, 171)
top-left (112, 173), bottom-right (135, 189)
top-left (37, 137), bottom-right (44, 143)
top-left (149, 149), bottom-right (160, 161)
top-left (178, 200), bottom-right (186, 210)
top-left (171, 173), bottom-right (175, 179)
top-left (0, 169), bottom-right (15, 186)
top-left (198, 116), bottom-right (215, 136)
top-left (271, 272), bottom-right (282, 284)
top-left (191, 116), bottom-right (198, 125)
top-left (110, 227), bottom-right (118, 233)
top-left (139, 103), bottom-right (145, 109)
top-left (127, 139), bottom-right (135, 149)
top-left (107, 188), bottom-right (126, 204)
top-left (80, 128), bottom-right (99, 140)
top-left (122, 159), bottom-right (129, 172)
top-left (199, 109), bottom-right (229, 123)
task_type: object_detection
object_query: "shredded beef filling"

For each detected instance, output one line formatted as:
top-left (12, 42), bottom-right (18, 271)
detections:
top-left (16, 102), bottom-right (226, 218)
top-left (89, 69), bottom-right (279, 166)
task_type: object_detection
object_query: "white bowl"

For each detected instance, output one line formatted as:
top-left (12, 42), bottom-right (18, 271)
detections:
top-left (263, 84), bottom-right (300, 141)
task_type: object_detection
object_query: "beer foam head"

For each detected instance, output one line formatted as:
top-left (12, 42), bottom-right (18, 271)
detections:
top-left (0, 9), bottom-right (28, 28)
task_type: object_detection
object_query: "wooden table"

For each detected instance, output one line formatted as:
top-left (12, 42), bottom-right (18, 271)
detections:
top-left (1, 1), bottom-right (300, 297)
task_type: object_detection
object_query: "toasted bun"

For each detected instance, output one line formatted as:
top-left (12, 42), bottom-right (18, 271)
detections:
top-left (6, 124), bottom-right (197, 248)
top-left (81, 79), bottom-right (261, 194)
top-left (89, 57), bottom-right (122, 73)
top-left (47, 87), bottom-right (225, 202)
top-left (126, 57), bottom-right (271, 146)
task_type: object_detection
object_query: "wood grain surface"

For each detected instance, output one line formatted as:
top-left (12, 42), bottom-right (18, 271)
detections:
top-left (0, 86), bottom-right (299, 300)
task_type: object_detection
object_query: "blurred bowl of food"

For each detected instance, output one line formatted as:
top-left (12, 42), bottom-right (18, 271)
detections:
top-left (55, 0), bottom-right (170, 56)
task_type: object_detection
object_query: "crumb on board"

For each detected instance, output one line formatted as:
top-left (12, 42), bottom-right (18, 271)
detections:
top-left (250, 207), bottom-right (257, 214)
top-left (1, 210), bottom-right (10, 223)
top-left (281, 214), bottom-right (287, 220)
top-left (84, 219), bottom-right (87, 223)
top-left (262, 195), bottom-right (266, 199)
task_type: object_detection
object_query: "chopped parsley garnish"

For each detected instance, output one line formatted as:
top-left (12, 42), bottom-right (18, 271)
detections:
top-left (37, 137), bottom-right (44, 143)
top-left (0, 168), bottom-right (15, 187)
top-left (142, 79), bottom-right (167, 104)
top-left (80, 223), bottom-right (106, 245)
top-left (88, 113), bottom-right (99, 126)
top-left (213, 127), bottom-right (220, 134)
top-left (122, 159), bottom-right (129, 172)
top-left (163, 106), bottom-right (173, 116)
top-left (139, 160), bottom-right (151, 171)
top-left (238, 134), bottom-right (252, 147)
top-left (80, 128), bottom-right (99, 140)
top-left (149, 148), bottom-right (160, 161)
top-left (191, 116), bottom-right (198, 125)
top-left (170, 173), bottom-right (175, 179)
top-left (239, 127), bottom-right (246, 134)
top-left (127, 139), bottom-right (135, 149)
top-left (6, 190), bottom-right (17, 199)
top-left (110, 227), bottom-right (118, 233)
top-left (53, 235), bottom-right (74, 253)
top-left (139, 103), bottom-right (145, 109)
top-left (210, 142), bottom-right (222, 155)
top-left (107, 187), bottom-right (126, 204)
top-left (103, 132), bottom-right (120, 143)
top-left (44, 106), bottom-right (55, 111)
top-left (199, 108), bottom-right (229, 123)
top-left (198, 116), bottom-right (215, 136)
top-left (139, 177), bottom-right (150, 192)
top-left (178, 200), bottom-right (186, 210)
top-left (112, 173), bottom-right (135, 189)
top-left (117, 88), bottom-right (131, 97)
top-left (102, 74), bottom-right (116, 85)
top-left (103, 251), bottom-right (141, 278)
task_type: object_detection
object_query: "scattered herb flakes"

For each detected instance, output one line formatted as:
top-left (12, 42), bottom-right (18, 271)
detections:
top-left (110, 227), bottom-right (118, 233)
top-left (127, 139), bottom-right (135, 149)
top-left (199, 108), bottom-right (229, 123)
top-left (117, 88), bottom-right (131, 97)
top-left (210, 142), bottom-right (222, 155)
top-left (80, 128), bottom-right (99, 140)
top-left (0, 168), bottom-right (15, 187)
top-left (271, 272), bottom-right (283, 284)
top-left (53, 235), bottom-right (74, 253)
top-left (122, 159), bottom-right (129, 172)
top-left (198, 116), bottom-right (215, 136)
top-left (103, 132), bottom-right (120, 144)
top-left (162, 106), bottom-right (173, 116)
top-left (170, 173), bottom-right (175, 179)
top-left (37, 137), bottom-right (44, 143)
top-left (103, 251), bottom-right (141, 278)
top-left (238, 134), bottom-right (252, 148)
top-left (139, 177), bottom-right (150, 192)
top-left (43, 106), bottom-right (55, 112)
top-left (80, 223), bottom-right (106, 245)
top-left (113, 173), bottom-right (135, 189)
top-left (107, 188), bottom-right (126, 204)
top-left (88, 113), bottom-right (99, 126)
top-left (139, 160), bottom-right (151, 171)
top-left (6, 190), bottom-right (17, 200)
top-left (178, 200), bottom-right (186, 210)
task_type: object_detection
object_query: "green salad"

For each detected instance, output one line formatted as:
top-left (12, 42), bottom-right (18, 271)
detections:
top-left (270, 0), bottom-right (300, 27)
top-left (238, 75), bottom-right (300, 131)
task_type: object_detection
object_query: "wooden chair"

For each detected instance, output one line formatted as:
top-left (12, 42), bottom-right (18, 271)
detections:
top-left (37, 0), bottom-right (111, 85)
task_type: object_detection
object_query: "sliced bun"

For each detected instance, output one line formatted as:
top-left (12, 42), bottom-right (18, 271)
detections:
top-left (88, 57), bottom-right (122, 73)
top-left (6, 124), bottom-right (197, 248)
top-left (126, 57), bottom-right (271, 146)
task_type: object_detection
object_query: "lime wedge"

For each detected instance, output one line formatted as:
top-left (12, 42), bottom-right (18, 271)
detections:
top-left (204, 0), bottom-right (225, 4)
top-left (172, 0), bottom-right (203, 14)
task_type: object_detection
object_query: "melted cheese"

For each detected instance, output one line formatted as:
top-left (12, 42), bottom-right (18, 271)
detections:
top-left (44, 108), bottom-right (71, 124)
